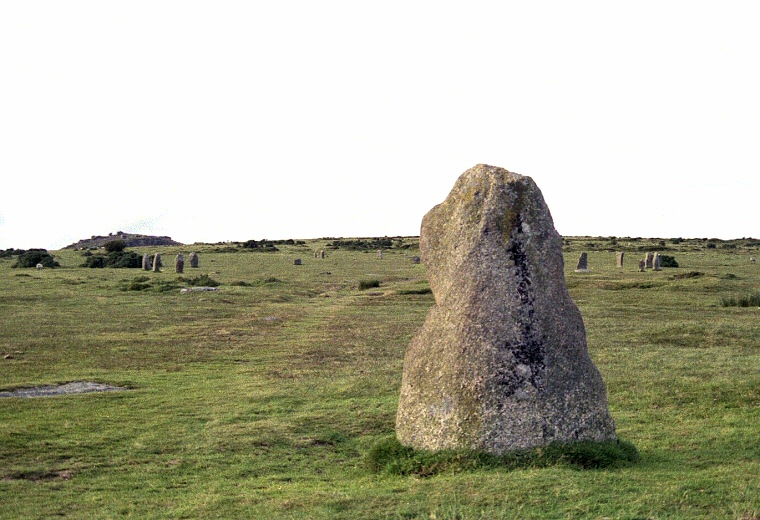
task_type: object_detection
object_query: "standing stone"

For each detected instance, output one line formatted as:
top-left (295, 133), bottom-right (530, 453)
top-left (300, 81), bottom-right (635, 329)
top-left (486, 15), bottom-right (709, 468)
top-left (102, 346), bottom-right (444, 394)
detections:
top-left (616, 252), bottom-right (624, 268)
top-left (142, 253), bottom-right (152, 271)
top-left (189, 252), bottom-right (199, 268)
top-left (396, 164), bottom-right (617, 454)
top-left (378, 250), bottom-right (383, 259)
top-left (653, 252), bottom-right (662, 271)
top-left (175, 253), bottom-right (184, 274)
top-left (575, 252), bottom-right (589, 271)
top-left (314, 251), bottom-right (319, 258)
top-left (638, 260), bottom-right (646, 272)
top-left (645, 252), bottom-right (654, 269)
top-left (294, 258), bottom-right (302, 265)
top-left (152, 253), bottom-right (162, 272)
top-left (320, 250), bottom-right (326, 259)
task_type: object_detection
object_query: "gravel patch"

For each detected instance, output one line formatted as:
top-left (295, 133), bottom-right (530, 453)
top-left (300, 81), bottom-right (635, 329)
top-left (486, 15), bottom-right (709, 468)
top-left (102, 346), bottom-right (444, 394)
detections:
top-left (0, 382), bottom-right (127, 398)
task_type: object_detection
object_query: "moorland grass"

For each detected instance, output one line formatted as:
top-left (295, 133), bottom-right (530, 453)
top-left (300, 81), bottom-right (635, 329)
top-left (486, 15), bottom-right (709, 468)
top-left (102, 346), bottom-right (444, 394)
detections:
top-left (0, 238), bottom-right (758, 519)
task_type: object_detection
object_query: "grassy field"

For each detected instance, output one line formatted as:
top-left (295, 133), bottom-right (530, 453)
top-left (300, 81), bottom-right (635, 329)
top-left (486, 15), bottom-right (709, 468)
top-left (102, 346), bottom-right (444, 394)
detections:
top-left (1, 237), bottom-right (758, 519)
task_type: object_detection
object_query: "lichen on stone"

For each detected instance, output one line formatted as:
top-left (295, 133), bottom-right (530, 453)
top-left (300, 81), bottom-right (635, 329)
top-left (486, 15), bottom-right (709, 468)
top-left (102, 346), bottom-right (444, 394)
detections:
top-left (396, 164), bottom-right (617, 454)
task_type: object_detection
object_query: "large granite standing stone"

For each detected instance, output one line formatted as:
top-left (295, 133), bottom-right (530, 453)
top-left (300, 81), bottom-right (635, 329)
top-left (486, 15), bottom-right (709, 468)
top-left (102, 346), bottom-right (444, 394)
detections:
top-left (396, 164), bottom-right (617, 454)
top-left (189, 252), bottom-right (199, 268)
top-left (616, 252), bottom-right (624, 268)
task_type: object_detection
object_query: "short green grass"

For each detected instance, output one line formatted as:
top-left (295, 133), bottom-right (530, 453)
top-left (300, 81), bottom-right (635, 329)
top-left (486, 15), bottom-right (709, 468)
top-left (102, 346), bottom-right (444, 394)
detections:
top-left (1, 237), bottom-right (758, 519)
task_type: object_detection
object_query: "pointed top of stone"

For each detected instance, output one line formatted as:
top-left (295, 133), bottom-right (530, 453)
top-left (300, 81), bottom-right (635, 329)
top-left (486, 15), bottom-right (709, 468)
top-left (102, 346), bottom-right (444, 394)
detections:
top-left (396, 164), bottom-right (616, 454)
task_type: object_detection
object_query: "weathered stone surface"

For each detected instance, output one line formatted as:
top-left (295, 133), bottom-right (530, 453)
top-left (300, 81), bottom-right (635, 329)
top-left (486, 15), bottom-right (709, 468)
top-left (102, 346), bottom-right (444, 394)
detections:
top-left (396, 164), bottom-right (616, 454)
top-left (638, 259), bottom-right (646, 272)
top-left (152, 253), bottom-right (162, 272)
top-left (189, 252), bottom-right (199, 268)
top-left (653, 252), bottom-right (662, 271)
top-left (175, 253), bottom-right (184, 274)
top-left (142, 253), bottom-right (152, 271)
top-left (616, 252), bottom-right (624, 267)
top-left (645, 252), bottom-right (654, 269)
top-left (575, 252), bottom-right (589, 271)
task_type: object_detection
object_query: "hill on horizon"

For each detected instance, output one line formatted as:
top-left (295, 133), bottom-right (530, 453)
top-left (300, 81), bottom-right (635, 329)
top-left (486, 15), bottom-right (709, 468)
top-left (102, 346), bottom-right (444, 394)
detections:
top-left (64, 232), bottom-right (183, 250)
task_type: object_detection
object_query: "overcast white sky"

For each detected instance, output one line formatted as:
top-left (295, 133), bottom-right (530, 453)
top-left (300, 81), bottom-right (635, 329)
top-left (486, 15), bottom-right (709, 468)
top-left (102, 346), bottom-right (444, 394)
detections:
top-left (1, 2), bottom-right (759, 250)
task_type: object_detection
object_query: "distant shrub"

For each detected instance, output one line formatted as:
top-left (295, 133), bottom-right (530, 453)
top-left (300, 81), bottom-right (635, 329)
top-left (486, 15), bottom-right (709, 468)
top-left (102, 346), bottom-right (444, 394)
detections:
top-left (103, 240), bottom-right (127, 253)
top-left (119, 276), bottom-right (181, 292)
top-left (670, 238), bottom-right (684, 244)
top-left (242, 239), bottom-right (279, 252)
top-left (82, 256), bottom-right (107, 268)
top-left (359, 279), bottom-right (381, 290)
top-left (660, 255), bottom-right (679, 268)
top-left (80, 250), bottom-right (93, 257)
top-left (81, 251), bottom-right (141, 269)
top-left (180, 274), bottom-right (220, 287)
top-left (230, 280), bottom-right (253, 287)
top-left (721, 293), bottom-right (760, 308)
top-left (329, 238), bottom-right (394, 251)
top-left (706, 243), bottom-right (717, 249)
top-left (12, 249), bottom-right (59, 268)
top-left (0, 248), bottom-right (24, 259)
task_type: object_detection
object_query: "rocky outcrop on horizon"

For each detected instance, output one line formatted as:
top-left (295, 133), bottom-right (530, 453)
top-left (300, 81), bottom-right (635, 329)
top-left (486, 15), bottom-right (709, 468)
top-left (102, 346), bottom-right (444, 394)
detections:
top-left (64, 232), bottom-right (183, 250)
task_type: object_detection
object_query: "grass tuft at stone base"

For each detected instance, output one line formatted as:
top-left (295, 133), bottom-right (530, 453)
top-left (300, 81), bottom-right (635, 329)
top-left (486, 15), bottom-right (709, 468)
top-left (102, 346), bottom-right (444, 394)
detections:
top-left (366, 436), bottom-right (640, 477)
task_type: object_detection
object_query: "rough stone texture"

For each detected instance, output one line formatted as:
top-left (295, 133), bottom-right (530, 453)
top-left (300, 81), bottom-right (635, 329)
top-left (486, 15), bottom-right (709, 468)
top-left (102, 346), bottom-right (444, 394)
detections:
top-left (175, 253), bottom-right (184, 274)
top-left (653, 252), bottom-right (662, 271)
top-left (576, 252), bottom-right (588, 271)
top-left (142, 253), bottom-right (152, 271)
top-left (321, 250), bottom-right (326, 259)
top-left (645, 252), bottom-right (654, 269)
top-left (152, 253), bottom-right (162, 272)
top-left (396, 164), bottom-right (617, 454)
top-left (189, 252), bottom-right (199, 268)
top-left (378, 250), bottom-right (383, 259)
top-left (616, 252), bottom-right (624, 268)
top-left (638, 259), bottom-right (646, 272)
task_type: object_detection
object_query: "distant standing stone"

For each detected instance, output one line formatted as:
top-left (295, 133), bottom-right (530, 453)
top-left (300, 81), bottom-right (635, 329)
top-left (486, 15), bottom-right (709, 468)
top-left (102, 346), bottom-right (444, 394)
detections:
top-left (152, 253), bottom-right (162, 272)
top-left (396, 164), bottom-right (617, 454)
top-left (616, 252), bottom-right (624, 268)
top-left (189, 252), bottom-right (199, 268)
top-left (653, 252), bottom-right (662, 271)
top-left (142, 254), bottom-right (152, 271)
top-left (294, 258), bottom-right (302, 265)
top-left (575, 252), bottom-right (589, 271)
top-left (638, 260), bottom-right (646, 272)
top-left (378, 250), bottom-right (383, 259)
top-left (175, 253), bottom-right (184, 274)
top-left (320, 250), bottom-right (326, 259)
top-left (645, 252), bottom-right (654, 269)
